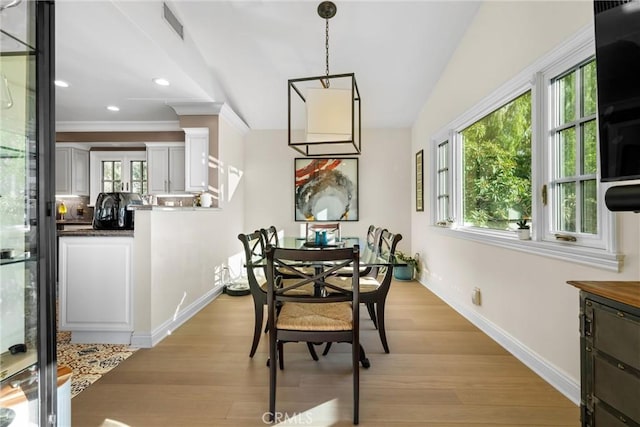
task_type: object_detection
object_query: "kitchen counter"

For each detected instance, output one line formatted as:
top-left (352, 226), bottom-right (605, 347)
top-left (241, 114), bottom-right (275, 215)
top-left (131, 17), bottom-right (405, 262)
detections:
top-left (56, 219), bottom-right (93, 225)
top-left (133, 205), bottom-right (220, 211)
top-left (56, 219), bottom-right (93, 231)
top-left (57, 228), bottom-right (134, 237)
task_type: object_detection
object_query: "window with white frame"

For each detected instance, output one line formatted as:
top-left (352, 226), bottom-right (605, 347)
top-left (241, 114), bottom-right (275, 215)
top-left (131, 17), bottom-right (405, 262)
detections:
top-left (546, 59), bottom-right (602, 245)
top-left (101, 160), bottom-right (122, 193)
top-left (431, 29), bottom-right (619, 270)
top-left (435, 139), bottom-right (451, 224)
top-left (130, 160), bottom-right (148, 195)
top-left (461, 91), bottom-right (532, 230)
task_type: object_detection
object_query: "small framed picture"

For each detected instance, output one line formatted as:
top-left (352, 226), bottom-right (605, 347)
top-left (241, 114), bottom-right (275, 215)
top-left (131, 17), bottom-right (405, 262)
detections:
top-left (416, 150), bottom-right (424, 212)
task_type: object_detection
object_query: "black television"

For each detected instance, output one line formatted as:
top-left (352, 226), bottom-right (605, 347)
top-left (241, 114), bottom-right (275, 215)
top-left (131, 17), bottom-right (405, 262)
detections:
top-left (594, 0), bottom-right (640, 211)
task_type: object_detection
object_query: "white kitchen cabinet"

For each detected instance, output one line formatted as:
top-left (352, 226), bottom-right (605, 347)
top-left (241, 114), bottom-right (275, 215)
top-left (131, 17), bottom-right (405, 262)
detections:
top-left (146, 143), bottom-right (185, 194)
top-left (55, 146), bottom-right (89, 195)
top-left (89, 150), bottom-right (146, 206)
top-left (58, 236), bottom-right (134, 344)
top-left (184, 128), bottom-right (209, 192)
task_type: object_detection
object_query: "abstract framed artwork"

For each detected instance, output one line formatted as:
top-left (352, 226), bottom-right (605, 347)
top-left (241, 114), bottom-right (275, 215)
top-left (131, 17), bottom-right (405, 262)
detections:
top-left (416, 149), bottom-right (424, 212)
top-left (294, 158), bottom-right (359, 221)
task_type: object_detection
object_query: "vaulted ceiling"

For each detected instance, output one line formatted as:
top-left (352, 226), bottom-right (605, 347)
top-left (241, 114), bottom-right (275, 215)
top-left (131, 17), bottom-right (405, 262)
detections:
top-left (54, 1), bottom-right (481, 130)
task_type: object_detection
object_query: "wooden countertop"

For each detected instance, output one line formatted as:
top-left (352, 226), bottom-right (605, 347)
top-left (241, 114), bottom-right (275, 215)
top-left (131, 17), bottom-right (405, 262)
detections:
top-left (567, 281), bottom-right (640, 308)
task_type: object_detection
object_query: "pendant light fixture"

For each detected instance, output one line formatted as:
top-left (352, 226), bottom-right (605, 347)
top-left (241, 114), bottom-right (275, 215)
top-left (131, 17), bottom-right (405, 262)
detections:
top-left (288, 1), bottom-right (361, 157)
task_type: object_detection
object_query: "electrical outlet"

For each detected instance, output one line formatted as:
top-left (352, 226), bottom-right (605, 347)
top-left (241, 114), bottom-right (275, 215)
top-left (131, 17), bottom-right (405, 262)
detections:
top-left (472, 287), bottom-right (482, 306)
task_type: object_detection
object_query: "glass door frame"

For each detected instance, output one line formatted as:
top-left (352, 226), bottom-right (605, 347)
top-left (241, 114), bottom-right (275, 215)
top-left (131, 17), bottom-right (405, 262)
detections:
top-left (36, 1), bottom-right (57, 425)
top-left (0, 0), bottom-right (57, 424)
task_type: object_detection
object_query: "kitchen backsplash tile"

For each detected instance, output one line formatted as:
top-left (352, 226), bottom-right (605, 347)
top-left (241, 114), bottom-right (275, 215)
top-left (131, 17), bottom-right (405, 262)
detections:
top-left (56, 196), bottom-right (93, 221)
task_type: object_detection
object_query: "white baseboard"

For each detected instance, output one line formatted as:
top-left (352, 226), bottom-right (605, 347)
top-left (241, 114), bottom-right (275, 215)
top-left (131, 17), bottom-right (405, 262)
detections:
top-left (420, 279), bottom-right (580, 405)
top-left (71, 331), bottom-right (133, 345)
top-left (131, 286), bottom-right (224, 348)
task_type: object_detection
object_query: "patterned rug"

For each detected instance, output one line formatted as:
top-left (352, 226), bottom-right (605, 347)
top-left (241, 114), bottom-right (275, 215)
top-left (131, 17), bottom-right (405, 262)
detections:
top-left (56, 331), bottom-right (137, 398)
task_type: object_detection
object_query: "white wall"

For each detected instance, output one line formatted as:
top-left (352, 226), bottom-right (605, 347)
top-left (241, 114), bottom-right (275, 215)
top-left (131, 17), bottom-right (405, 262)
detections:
top-left (243, 128), bottom-right (413, 251)
top-left (132, 114), bottom-right (246, 346)
top-left (412, 1), bottom-right (640, 402)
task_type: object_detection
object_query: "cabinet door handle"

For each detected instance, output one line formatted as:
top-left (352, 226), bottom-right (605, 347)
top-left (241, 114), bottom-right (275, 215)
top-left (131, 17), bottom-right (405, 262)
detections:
top-left (164, 180), bottom-right (167, 192)
top-left (120, 182), bottom-right (124, 191)
top-left (126, 182), bottom-right (129, 192)
top-left (584, 317), bottom-right (593, 337)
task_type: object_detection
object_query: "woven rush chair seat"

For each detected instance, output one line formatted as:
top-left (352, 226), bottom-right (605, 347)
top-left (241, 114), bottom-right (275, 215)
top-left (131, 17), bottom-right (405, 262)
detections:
top-left (276, 265), bottom-right (317, 277)
top-left (277, 302), bottom-right (352, 331)
top-left (273, 279), bottom-right (316, 295)
top-left (326, 276), bottom-right (380, 293)
top-left (258, 279), bottom-right (315, 295)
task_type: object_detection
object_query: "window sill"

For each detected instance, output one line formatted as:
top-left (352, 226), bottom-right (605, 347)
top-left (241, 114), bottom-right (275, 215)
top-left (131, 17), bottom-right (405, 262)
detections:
top-left (432, 225), bottom-right (623, 272)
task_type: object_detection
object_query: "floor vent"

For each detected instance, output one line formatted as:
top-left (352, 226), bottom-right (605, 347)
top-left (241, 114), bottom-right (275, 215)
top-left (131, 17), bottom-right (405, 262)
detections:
top-left (163, 3), bottom-right (184, 40)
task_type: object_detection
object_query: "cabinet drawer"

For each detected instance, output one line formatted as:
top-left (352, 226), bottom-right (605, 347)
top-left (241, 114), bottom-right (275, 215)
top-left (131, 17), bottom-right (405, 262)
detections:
top-left (594, 400), bottom-right (640, 427)
top-left (594, 355), bottom-right (640, 423)
top-left (591, 300), bottom-right (640, 371)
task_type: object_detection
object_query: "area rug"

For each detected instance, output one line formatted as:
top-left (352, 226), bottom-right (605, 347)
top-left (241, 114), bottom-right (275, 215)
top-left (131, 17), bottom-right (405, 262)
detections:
top-left (56, 331), bottom-right (137, 398)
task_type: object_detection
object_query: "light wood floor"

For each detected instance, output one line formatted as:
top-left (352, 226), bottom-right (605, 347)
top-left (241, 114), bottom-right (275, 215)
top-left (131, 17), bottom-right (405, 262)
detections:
top-left (71, 280), bottom-right (579, 427)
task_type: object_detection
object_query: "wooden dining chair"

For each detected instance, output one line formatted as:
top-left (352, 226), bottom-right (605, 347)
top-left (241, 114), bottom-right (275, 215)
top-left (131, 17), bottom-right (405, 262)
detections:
top-left (238, 231), bottom-right (318, 359)
top-left (265, 244), bottom-right (361, 425)
top-left (237, 231), bottom-right (270, 357)
top-left (337, 225), bottom-right (385, 278)
top-left (360, 230), bottom-right (403, 353)
top-left (326, 230), bottom-right (402, 353)
top-left (305, 222), bottom-right (341, 243)
top-left (261, 225), bottom-right (279, 247)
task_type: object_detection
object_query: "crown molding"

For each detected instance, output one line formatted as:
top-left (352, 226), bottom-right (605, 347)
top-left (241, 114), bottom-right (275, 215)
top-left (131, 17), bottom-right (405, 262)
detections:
top-left (56, 121), bottom-right (182, 132)
top-left (169, 101), bottom-right (249, 135)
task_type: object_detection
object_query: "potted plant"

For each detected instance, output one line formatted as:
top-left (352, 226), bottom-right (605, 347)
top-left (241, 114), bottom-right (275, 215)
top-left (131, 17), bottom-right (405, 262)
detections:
top-left (393, 251), bottom-right (419, 281)
top-left (516, 218), bottom-right (531, 240)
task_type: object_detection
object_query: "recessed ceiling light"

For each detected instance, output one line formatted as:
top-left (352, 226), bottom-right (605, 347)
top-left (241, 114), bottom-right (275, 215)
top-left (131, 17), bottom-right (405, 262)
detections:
top-left (54, 80), bottom-right (69, 88)
top-left (107, 105), bottom-right (120, 112)
top-left (153, 78), bottom-right (170, 86)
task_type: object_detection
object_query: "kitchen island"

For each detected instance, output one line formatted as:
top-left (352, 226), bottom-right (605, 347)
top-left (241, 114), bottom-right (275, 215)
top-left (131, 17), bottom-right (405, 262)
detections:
top-left (57, 206), bottom-right (235, 347)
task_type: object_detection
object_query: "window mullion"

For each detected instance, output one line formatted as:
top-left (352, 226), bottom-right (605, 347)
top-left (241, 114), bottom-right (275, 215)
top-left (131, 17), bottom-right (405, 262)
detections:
top-left (574, 69), bottom-right (583, 235)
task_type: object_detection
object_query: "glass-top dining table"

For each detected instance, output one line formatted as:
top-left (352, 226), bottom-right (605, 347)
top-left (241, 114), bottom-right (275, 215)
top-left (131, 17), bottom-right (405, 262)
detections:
top-left (271, 236), bottom-right (405, 267)
top-left (254, 236), bottom-right (404, 369)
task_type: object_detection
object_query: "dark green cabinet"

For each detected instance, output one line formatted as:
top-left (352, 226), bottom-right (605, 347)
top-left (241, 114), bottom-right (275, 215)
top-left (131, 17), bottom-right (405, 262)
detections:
top-left (579, 290), bottom-right (640, 427)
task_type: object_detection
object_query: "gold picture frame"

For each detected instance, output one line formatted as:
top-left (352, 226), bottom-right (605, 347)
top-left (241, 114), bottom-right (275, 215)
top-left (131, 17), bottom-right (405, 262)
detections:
top-left (416, 150), bottom-right (424, 212)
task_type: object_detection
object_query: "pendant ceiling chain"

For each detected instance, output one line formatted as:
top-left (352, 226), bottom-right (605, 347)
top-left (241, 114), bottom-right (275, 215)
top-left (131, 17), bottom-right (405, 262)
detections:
top-left (325, 17), bottom-right (330, 88)
top-left (317, 1), bottom-right (337, 88)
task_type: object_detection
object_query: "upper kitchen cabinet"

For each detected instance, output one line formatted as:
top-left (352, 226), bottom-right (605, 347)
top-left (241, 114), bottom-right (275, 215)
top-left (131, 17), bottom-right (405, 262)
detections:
top-left (55, 146), bottom-right (89, 196)
top-left (146, 143), bottom-right (185, 194)
top-left (89, 150), bottom-right (146, 206)
top-left (184, 128), bottom-right (209, 192)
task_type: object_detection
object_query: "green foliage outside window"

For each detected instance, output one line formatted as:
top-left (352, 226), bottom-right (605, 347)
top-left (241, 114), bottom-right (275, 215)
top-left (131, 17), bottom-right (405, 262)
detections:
top-left (553, 60), bottom-right (598, 235)
top-left (462, 91), bottom-right (532, 230)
